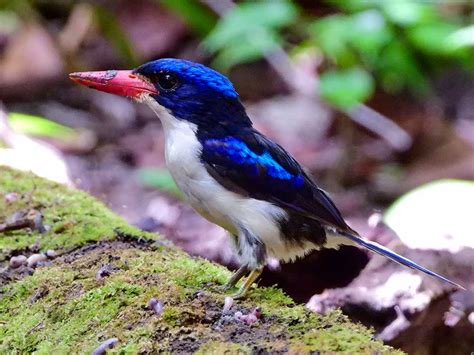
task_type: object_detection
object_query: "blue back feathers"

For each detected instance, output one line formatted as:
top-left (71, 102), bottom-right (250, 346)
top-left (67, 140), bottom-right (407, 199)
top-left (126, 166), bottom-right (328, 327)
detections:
top-left (204, 137), bottom-right (304, 187)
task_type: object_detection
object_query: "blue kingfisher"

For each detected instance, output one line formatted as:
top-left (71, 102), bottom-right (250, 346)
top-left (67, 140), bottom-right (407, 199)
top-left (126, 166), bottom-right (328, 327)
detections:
top-left (70, 59), bottom-right (464, 298)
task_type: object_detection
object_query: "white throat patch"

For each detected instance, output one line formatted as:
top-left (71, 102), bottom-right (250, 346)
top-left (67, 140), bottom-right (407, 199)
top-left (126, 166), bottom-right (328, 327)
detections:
top-left (142, 95), bottom-right (194, 133)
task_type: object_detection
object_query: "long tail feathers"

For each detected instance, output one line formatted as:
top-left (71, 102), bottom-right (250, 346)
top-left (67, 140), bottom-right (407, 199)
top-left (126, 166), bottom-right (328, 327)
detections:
top-left (339, 231), bottom-right (466, 290)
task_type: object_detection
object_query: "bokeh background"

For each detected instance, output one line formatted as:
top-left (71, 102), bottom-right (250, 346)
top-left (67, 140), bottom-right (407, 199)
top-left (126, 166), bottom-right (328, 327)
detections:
top-left (1, 0), bottom-right (473, 353)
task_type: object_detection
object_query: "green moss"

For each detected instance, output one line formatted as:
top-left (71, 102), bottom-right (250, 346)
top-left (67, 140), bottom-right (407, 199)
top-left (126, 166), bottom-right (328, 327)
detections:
top-left (161, 306), bottom-right (182, 325)
top-left (0, 166), bottom-right (155, 253)
top-left (249, 285), bottom-right (294, 310)
top-left (2, 248), bottom-right (155, 353)
top-left (196, 341), bottom-right (250, 354)
top-left (288, 312), bottom-right (385, 353)
top-left (0, 168), bottom-right (401, 353)
top-left (166, 256), bottom-right (229, 288)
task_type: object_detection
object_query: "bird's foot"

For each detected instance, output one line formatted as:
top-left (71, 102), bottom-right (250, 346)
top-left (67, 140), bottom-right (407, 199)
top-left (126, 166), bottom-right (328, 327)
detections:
top-left (230, 267), bottom-right (263, 300)
top-left (223, 265), bottom-right (248, 291)
top-left (231, 289), bottom-right (248, 300)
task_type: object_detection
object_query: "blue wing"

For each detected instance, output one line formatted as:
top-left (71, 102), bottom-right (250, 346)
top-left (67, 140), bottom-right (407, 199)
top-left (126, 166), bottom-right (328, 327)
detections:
top-left (199, 128), bottom-right (352, 232)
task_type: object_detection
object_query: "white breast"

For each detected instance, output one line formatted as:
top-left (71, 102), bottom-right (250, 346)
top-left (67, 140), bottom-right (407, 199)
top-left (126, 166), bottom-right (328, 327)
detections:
top-left (142, 96), bottom-right (344, 265)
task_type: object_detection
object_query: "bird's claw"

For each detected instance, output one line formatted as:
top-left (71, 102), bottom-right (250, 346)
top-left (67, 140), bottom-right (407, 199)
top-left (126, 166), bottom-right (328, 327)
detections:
top-left (222, 283), bottom-right (233, 292)
top-left (229, 267), bottom-right (263, 300)
top-left (231, 288), bottom-right (250, 300)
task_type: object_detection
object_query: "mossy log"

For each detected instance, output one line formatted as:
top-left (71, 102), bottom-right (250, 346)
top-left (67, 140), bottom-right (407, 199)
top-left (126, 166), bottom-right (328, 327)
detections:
top-left (0, 166), bottom-right (400, 353)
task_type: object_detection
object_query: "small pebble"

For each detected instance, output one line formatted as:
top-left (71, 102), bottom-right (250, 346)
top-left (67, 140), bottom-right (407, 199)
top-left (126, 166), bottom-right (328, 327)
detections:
top-left (234, 308), bottom-right (261, 325)
top-left (91, 338), bottom-right (119, 355)
top-left (222, 296), bottom-right (233, 313)
top-left (30, 242), bottom-right (40, 252)
top-left (9, 255), bottom-right (27, 269)
top-left (45, 249), bottom-right (57, 259)
top-left (27, 253), bottom-right (48, 268)
top-left (233, 311), bottom-right (243, 321)
top-left (252, 307), bottom-right (262, 319)
top-left (36, 261), bottom-right (53, 268)
top-left (191, 290), bottom-right (205, 299)
top-left (240, 313), bottom-right (258, 325)
top-left (96, 264), bottom-right (117, 280)
top-left (148, 298), bottom-right (164, 316)
top-left (5, 192), bottom-right (18, 203)
top-left (10, 210), bottom-right (26, 222)
top-left (31, 211), bottom-right (46, 233)
top-left (29, 288), bottom-right (49, 303)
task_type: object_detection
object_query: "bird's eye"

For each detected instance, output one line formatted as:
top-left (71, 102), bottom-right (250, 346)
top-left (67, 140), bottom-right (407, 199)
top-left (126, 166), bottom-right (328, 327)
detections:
top-left (155, 71), bottom-right (179, 91)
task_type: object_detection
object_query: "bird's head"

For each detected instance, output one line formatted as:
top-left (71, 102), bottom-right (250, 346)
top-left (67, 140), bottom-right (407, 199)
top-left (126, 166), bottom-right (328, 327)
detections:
top-left (69, 58), bottom-right (251, 131)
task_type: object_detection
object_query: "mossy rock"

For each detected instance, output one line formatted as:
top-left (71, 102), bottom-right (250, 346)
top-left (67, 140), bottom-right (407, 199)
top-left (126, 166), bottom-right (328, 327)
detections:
top-left (0, 166), bottom-right (154, 253)
top-left (0, 166), bottom-right (401, 353)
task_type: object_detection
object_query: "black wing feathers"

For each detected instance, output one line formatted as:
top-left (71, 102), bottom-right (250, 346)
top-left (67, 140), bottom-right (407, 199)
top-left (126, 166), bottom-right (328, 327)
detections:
top-left (200, 128), bottom-right (351, 231)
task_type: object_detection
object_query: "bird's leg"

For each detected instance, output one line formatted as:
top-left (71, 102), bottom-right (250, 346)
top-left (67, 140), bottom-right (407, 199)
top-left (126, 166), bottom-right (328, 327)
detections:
top-left (224, 265), bottom-right (248, 290)
top-left (232, 266), bottom-right (263, 299)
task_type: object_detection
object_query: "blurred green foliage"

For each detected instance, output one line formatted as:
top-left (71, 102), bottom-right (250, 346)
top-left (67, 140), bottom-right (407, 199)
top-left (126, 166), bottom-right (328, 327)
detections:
top-left (137, 168), bottom-right (183, 198)
top-left (8, 112), bottom-right (75, 139)
top-left (94, 4), bottom-right (139, 67)
top-left (203, 1), bottom-right (298, 68)
top-left (195, 0), bottom-right (473, 109)
top-left (1, 0), bottom-right (473, 114)
top-left (313, 1), bottom-right (473, 107)
top-left (0, 9), bottom-right (19, 33)
top-left (320, 67), bottom-right (374, 109)
top-left (159, 0), bottom-right (217, 36)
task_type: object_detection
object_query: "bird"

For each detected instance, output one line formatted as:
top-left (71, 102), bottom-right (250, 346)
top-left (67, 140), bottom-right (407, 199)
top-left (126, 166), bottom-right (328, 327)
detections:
top-left (69, 58), bottom-right (464, 298)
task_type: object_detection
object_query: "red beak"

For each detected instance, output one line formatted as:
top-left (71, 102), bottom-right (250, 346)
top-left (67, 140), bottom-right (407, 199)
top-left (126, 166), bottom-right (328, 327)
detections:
top-left (69, 70), bottom-right (158, 97)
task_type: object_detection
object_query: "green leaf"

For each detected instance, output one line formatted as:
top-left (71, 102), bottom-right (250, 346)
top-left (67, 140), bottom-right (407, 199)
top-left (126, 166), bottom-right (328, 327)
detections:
top-left (381, 0), bottom-right (436, 26)
top-left (407, 22), bottom-right (459, 56)
top-left (377, 40), bottom-right (428, 94)
top-left (158, 0), bottom-right (216, 36)
top-left (319, 67), bottom-right (374, 109)
top-left (448, 25), bottom-right (474, 49)
top-left (328, 0), bottom-right (437, 26)
top-left (326, 0), bottom-right (383, 13)
top-left (310, 15), bottom-right (355, 67)
top-left (137, 168), bottom-right (182, 199)
top-left (312, 10), bottom-right (392, 67)
top-left (212, 31), bottom-right (280, 70)
top-left (347, 10), bottom-right (393, 65)
top-left (204, 0), bottom-right (297, 53)
top-left (8, 112), bottom-right (75, 138)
